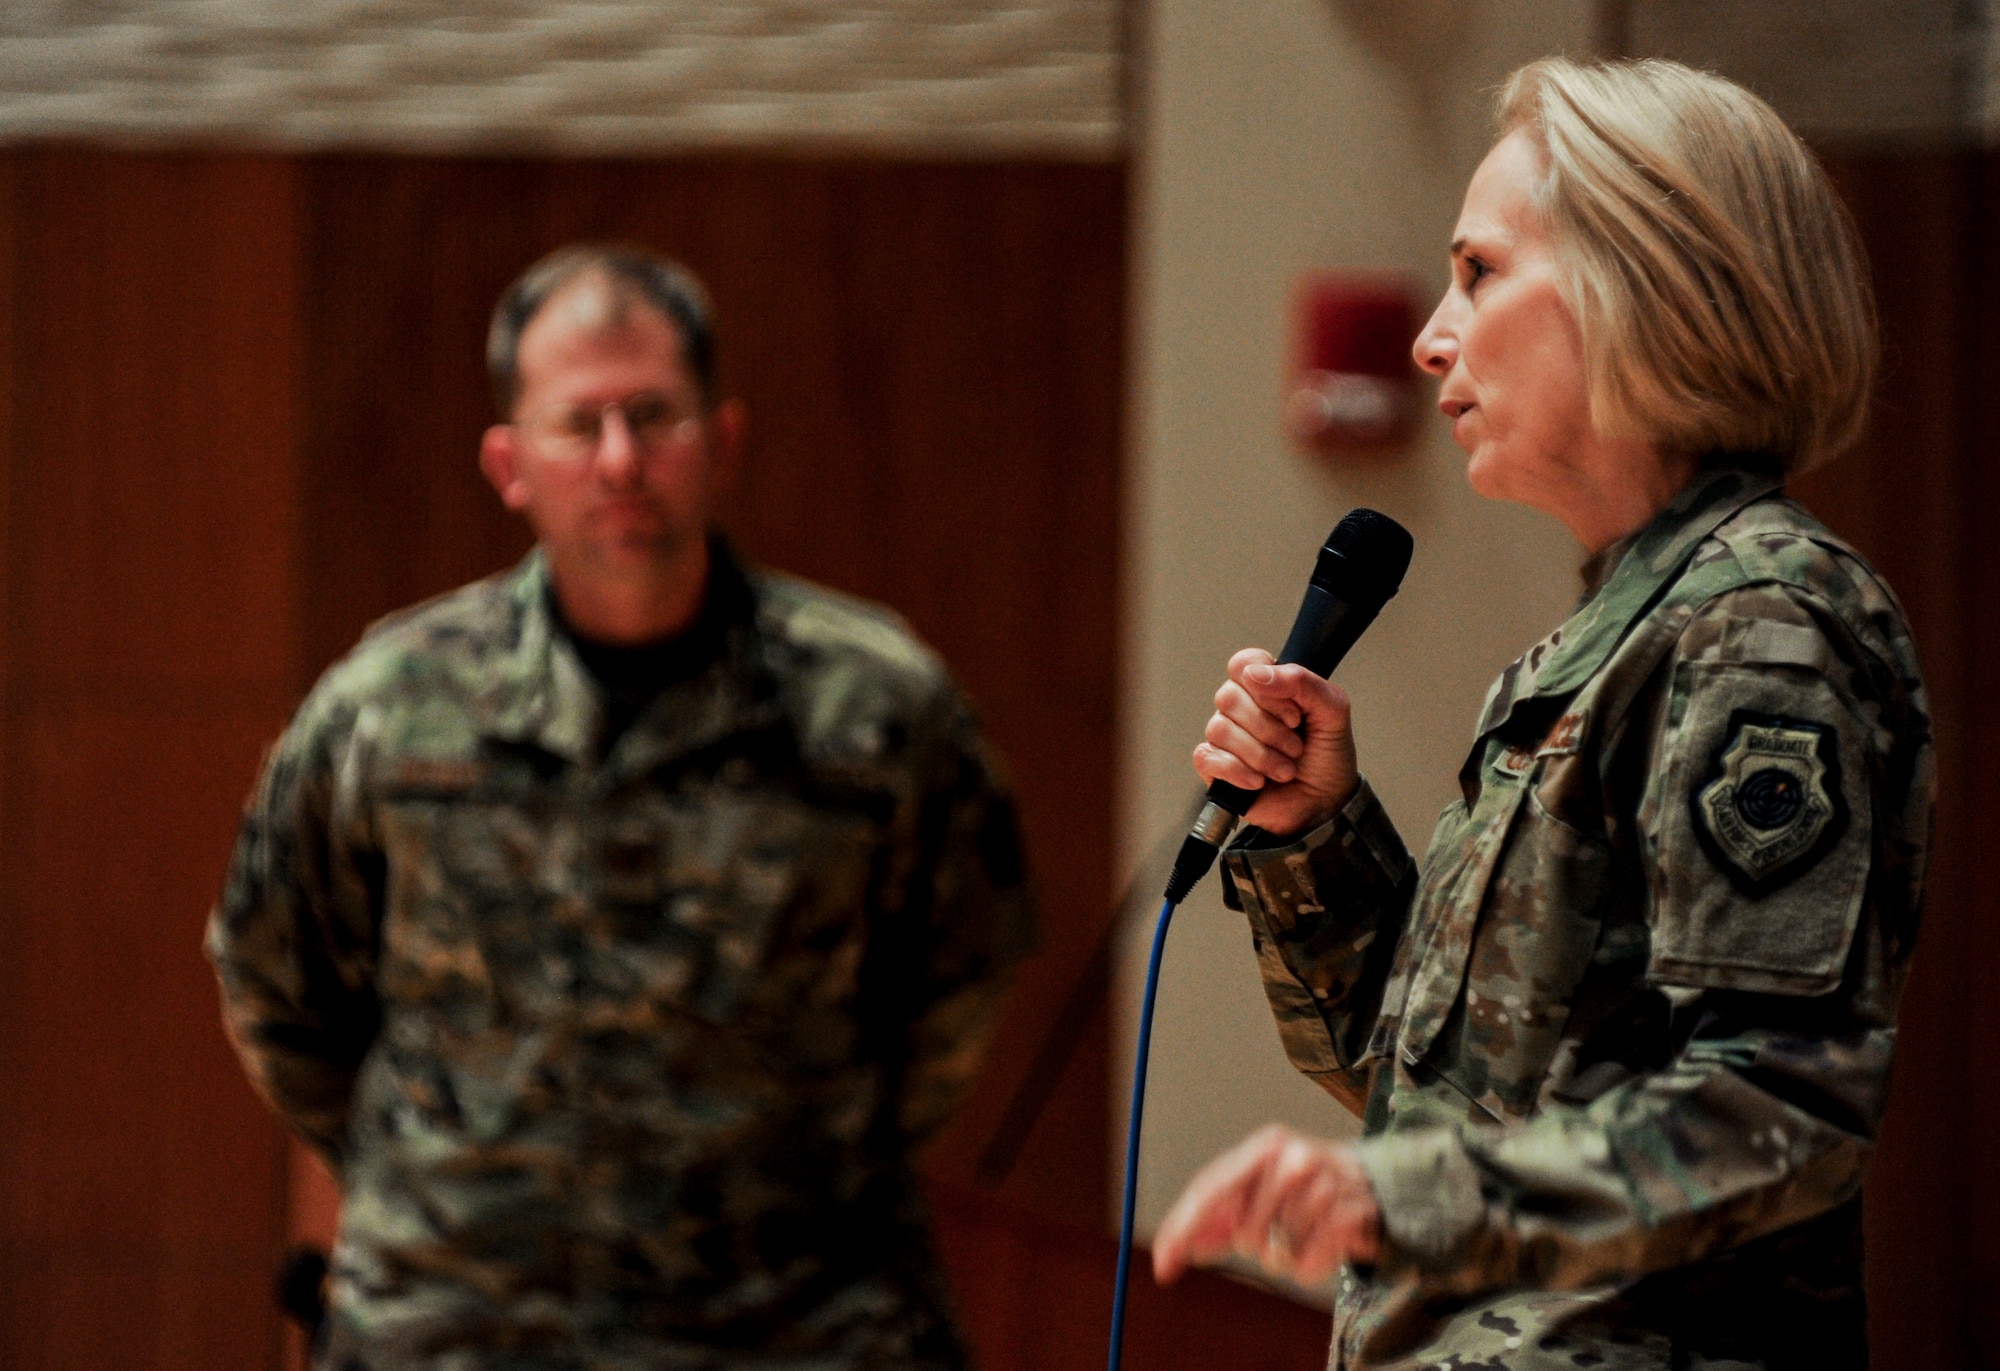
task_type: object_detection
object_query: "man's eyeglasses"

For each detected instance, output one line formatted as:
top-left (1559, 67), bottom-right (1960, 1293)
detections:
top-left (516, 393), bottom-right (703, 462)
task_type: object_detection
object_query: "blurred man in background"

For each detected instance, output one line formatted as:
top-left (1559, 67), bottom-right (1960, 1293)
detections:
top-left (208, 245), bottom-right (1034, 1370)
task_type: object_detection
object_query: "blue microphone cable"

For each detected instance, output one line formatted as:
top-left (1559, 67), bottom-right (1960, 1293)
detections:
top-left (1107, 810), bottom-right (1236, 1371)
top-left (1112, 795), bottom-right (1248, 1371)
top-left (1106, 889), bottom-right (1180, 1371)
top-left (1102, 510), bottom-right (1411, 1369)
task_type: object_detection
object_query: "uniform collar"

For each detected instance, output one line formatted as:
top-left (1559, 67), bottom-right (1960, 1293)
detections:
top-left (1474, 463), bottom-right (1784, 740)
top-left (1576, 530), bottom-right (1636, 605)
top-left (476, 542), bottom-right (782, 769)
top-left (469, 549), bottom-right (593, 762)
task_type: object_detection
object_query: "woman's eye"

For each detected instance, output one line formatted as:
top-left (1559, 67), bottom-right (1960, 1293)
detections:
top-left (1465, 257), bottom-right (1490, 289)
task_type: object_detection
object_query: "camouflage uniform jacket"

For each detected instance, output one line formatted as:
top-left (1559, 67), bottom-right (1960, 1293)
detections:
top-left (1221, 466), bottom-right (1932, 1370)
top-left (207, 546), bottom-right (1036, 1371)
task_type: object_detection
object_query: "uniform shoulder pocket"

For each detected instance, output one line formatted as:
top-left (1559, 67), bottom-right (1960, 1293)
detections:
top-left (1649, 658), bottom-right (1872, 996)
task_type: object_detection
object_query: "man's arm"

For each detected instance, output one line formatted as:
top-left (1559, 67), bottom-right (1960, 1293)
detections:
top-left (888, 693), bottom-right (1038, 1144)
top-left (206, 701), bottom-right (382, 1171)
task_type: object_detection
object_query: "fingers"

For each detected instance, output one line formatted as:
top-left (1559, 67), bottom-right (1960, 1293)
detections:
top-left (1153, 1126), bottom-right (1380, 1287)
top-left (1258, 1142), bottom-right (1380, 1283)
top-left (1281, 1171), bottom-right (1348, 1284)
top-left (1238, 1134), bottom-right (1331, 1264)
top-left (1191, 652), bottom-right (1321, 790)
top-left (1227, 646), bottom-right (1278, 676)
top-left (1282, 1164), bottom-right (1379, 1283)
top-left (1239, 662), bottom-right (1351, 738)
top-left (1194, 646), bottom-right (1362, 839)
top-left (1214, 679), bottom-right (1306, 753)
top-left (1225, 649), bottom-right (1302, 728)
top-left (1191, 739), bottom-right (1265, 792)
top-left (1226, 649), bottom-right (1351, 742)
top-left (1203, 701), bottom-right (1300, 783)
top-left (1152, 1125), bottom-right (1288, 1283)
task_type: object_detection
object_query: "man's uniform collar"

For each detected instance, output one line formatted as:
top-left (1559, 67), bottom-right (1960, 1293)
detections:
top-left (474, 541), bottom-right (780, 771)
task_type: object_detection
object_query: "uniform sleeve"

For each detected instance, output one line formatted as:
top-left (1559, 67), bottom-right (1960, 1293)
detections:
top-left (204, 698), bottom-right (383, 1171)
top-left (1220, 780), bottom-right (1417, 1113)
top-left (1355, 584), bottom-right (1929, 1295)
top-left (889, 691), bottom-right (1039, 1143)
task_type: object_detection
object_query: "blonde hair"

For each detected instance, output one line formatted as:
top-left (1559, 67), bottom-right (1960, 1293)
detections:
top-left (1496, 58), bottom-right (1877, 473)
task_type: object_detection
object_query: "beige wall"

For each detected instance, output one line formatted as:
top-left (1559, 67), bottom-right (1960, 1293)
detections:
top-left (1117, 0), bottom-right (1595, 1257)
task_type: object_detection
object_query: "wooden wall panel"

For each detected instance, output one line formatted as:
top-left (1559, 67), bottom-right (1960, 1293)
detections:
top-left (0, 150), bottom-right (299, 1371)
top-left (296, 157), bottom-right (1125, 1224)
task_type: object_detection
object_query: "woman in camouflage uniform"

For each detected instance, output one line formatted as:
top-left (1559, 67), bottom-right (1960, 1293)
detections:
top-left (1150, 59), bottom-right (1930, 1371)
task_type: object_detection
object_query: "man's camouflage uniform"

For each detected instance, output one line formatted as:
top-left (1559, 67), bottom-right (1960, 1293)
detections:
top-left (1221, 466), bottom-right (1931, 1370)
top-left (207, 546), bottom-right (1035, 1370)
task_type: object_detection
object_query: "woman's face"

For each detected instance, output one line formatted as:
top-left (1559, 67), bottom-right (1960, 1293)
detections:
top-left (1413, 130), bottom-right (1603, 517)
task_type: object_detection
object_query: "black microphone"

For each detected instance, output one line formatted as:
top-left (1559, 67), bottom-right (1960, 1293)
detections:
top-left (1162, 509), bottom-right (1414, 903)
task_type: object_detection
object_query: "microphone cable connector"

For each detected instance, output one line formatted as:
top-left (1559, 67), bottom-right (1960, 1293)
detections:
top-left (1161, 800), bottom-right (1241, 903)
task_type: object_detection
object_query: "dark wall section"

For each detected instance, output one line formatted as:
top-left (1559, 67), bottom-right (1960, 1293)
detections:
top-left (0, 151), bottom-right (300, 1371)
top-left (1799, 154), bottom-right (1991, 1371)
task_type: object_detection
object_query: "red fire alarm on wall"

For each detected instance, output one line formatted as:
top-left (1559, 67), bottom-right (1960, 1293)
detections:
top-left (1284, 273), bottom-right (1423, 453)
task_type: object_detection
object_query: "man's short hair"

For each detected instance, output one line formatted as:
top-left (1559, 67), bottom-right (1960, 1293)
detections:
top-left (487, 244), bottom-right (717, 417)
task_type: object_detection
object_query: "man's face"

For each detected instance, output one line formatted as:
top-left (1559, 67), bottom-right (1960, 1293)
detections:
top-left (480, 276), bottom-right (737, 586)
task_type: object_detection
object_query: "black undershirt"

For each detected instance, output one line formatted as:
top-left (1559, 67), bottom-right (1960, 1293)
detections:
top-left (547, 542), bottom-right (755, 746)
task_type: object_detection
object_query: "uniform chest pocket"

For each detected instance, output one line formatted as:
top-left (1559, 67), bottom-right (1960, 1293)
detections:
top-left (374, 768), bottom-right (887, 1034)
top-left (1403, 766), bottom-right (1614, 1123)
top-left (599, 788), bottom-right (883, 1027)
top-left (374, 782), bottom-right (590, 1028)
top-left (1442, 786), bottom-right (1613, 1119)
top-left (1385, 780), bottom-right (1530, 1062)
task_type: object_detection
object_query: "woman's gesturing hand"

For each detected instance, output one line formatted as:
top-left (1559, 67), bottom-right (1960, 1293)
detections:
top-left (1193, 648), bottom-right (1358, 837)
top-left (1152, 1124), bottom-right (1381, 1287)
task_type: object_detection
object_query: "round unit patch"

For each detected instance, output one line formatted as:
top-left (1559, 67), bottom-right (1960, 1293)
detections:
top-left (1692, 709), bottom-right (1847, 896)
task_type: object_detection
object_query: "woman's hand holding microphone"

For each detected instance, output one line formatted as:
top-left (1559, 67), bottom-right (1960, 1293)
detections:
top-left (1192, 647), bottom-right (1361, 838)
top-left (1160, 648), bottom-right (1381, 1287)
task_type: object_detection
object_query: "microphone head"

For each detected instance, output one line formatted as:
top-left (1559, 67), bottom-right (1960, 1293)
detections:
top-left (1315, 508), bottom-right (1414, 607)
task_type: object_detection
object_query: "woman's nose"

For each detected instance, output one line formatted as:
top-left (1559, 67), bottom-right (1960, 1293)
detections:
top-left (1412, 302), bottom-right (1457, 376)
